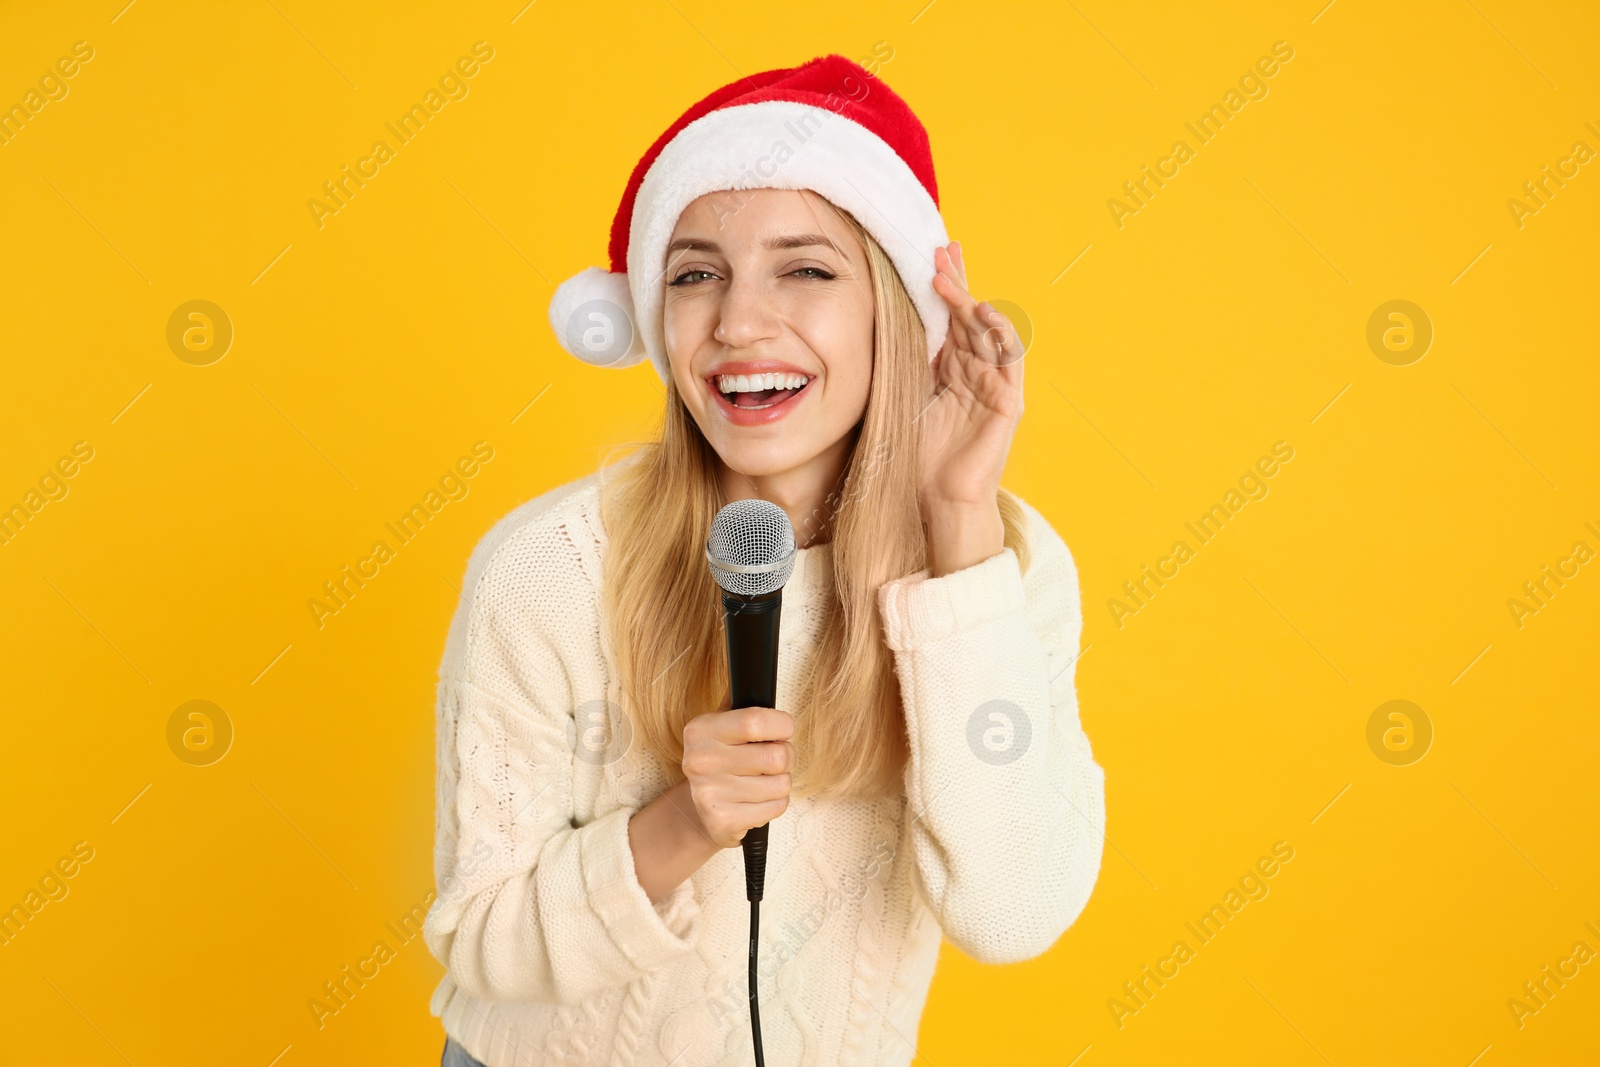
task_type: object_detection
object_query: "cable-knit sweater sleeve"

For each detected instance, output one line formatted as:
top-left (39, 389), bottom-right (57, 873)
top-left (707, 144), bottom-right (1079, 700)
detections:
top-left (422, 499), bottom-right (703, 1006)
top-left (876, 498), bottom-right (1105, 965)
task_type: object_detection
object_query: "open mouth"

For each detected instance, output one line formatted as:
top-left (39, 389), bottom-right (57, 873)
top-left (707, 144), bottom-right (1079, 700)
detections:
top-left (713, 372), bottom-right (812, 410)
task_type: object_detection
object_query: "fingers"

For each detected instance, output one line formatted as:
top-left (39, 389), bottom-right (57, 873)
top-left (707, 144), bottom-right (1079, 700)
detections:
top-left (934, 241), bottom-right (998, 359)
top-left (727, 739), bottom-right (793, 777)
top-left (716, 706), bottom-right (794, 744)
top-left (937, 282), bottom-right (1011, 365)
top-left (934, 240), bottom-right (968, 289)
top-left (698, 790), bottom-right (790, 849)
top-left (933, 261), bottom-right (982, 345)
top-left (683, 707), bottom-right (798, 847)
top-left (682, 708), bottom-right (795, 777)
top-left (724, 769), bottom-right (792, 802)
top-left (932, 240), bottom-right (1023, 367)
top-left (933, 245), bottom-right (973, 311)
top-left (735, 798), bottom-right (792, 841)
top-left (975, 301), bottom-right (1021, 365)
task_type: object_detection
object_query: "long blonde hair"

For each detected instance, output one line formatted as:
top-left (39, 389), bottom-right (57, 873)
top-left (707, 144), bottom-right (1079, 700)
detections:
top-left (599, 196), bottom-right (1030, 800)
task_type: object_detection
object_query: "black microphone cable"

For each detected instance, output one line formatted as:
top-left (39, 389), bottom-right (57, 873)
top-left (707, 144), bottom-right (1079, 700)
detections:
top-left (745, 825), bottom-right (769, 1066)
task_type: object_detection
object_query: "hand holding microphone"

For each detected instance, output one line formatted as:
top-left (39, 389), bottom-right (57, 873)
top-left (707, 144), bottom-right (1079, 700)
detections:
top-left (681, 706), bottom-right (795, 851)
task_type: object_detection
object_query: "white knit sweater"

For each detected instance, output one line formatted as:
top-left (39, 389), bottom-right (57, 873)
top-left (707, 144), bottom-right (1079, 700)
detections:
top-left (422, 470), bottom-right (1105, 1066)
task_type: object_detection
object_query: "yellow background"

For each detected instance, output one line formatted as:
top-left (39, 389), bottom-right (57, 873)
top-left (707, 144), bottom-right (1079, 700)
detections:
top-left (2, 1), bottom-right (1596, 1064)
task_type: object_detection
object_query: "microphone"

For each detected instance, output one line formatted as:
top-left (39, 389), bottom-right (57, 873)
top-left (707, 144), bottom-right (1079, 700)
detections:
top-left (704, 497), bottom-right (795, 1067)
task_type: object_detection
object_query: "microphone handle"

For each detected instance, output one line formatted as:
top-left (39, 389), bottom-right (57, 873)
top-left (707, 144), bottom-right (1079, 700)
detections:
top-left (723, 587), bottom-right (782, 902)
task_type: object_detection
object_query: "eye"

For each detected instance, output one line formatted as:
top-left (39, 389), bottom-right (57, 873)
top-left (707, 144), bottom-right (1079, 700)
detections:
top-left (669, 269), bottom-right (717, 286)
top-left (790, 267), bottom-right (835, 280)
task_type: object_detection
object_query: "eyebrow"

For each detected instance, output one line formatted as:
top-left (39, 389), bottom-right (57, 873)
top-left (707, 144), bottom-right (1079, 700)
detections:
top-left (663, 232), bottom-right (844, 266)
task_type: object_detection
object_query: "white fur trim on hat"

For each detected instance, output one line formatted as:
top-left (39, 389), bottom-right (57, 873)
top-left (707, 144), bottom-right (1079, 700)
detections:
top-left (547, 265), bottom-right (648, 368)
top-left (548, 100), bottom-right (950, 383)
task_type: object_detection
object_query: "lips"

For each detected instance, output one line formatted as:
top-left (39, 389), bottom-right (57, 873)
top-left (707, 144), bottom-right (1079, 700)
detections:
top-left (704, 360), bottom-right (815, 427)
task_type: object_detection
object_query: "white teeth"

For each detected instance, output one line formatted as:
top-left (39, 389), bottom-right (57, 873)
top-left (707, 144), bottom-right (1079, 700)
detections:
top-left (717, 372), bottom-right (810, 394)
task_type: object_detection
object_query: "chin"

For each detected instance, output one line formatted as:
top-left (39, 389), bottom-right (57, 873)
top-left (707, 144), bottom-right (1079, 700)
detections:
top-left (715, 439), bottom-right (817, 479)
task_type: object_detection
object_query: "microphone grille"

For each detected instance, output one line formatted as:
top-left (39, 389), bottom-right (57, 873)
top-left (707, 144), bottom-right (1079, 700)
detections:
top-left (706, 498), bottom-right (796, 596)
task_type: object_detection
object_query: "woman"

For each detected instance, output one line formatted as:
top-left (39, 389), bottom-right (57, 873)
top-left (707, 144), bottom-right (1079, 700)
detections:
top-left (423, 54), bottom-right (1105, 1067)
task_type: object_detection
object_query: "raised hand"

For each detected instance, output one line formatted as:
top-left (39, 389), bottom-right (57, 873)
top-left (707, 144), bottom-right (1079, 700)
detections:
top-left (919, 240), bottom-right (1024, 575)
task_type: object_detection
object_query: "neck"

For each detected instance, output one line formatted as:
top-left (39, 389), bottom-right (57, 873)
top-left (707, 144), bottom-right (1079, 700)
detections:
top-left (716, 432), bottom-right (854, 550)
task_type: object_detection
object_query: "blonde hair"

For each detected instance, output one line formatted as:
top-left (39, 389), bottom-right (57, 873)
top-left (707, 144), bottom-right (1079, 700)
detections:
top-left (598, 195), bottom-right (1030, 800)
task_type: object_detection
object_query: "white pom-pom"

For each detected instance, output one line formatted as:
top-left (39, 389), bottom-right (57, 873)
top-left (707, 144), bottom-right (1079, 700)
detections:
top-left (547, 266), bottom-right (648, 368)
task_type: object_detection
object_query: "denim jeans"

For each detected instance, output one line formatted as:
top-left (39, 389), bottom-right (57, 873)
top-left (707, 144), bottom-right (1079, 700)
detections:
top-left (442, 1036), bottom-right (488, 1067)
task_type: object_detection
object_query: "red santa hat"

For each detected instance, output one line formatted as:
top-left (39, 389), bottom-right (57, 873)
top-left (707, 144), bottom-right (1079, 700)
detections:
top-left (547, 53), bottom-right (950, 382)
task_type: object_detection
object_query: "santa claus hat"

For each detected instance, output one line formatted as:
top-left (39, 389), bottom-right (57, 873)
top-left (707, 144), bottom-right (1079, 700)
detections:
top-left (547, 53), bottom-right (950, 382)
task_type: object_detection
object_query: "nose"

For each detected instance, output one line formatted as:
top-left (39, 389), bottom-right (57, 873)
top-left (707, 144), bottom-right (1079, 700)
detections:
top-left (713, 272), bottom-right (781, 349)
